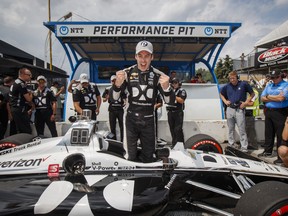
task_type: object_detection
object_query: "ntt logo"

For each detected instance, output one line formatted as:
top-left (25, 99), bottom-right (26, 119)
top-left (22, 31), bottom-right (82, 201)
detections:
top-left (59, 26), bottom-right (69, 35)
top-left (204, 27), bottom-right (213, 36)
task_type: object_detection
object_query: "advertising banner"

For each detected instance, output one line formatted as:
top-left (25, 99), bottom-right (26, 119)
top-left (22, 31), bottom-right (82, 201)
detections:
top-left (56, 24), bottom-right (230, 38)
top-left (255, 46), bottom-right (288, 68)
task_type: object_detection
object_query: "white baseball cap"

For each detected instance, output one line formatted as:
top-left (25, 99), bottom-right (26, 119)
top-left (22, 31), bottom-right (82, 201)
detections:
top-left (79, 73), bottom-right (89, 83)
top-left (110, 75), bottom-right (116, 81)
top-left (135, 40), bottom-right (153, 54)
top-left (37, 75), bottom-right (47, 82)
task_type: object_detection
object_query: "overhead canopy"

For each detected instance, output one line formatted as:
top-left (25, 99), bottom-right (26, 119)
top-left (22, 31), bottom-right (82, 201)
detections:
top-left (45, 21), bottom-right (241, 61)
top-left (44, 21), bottom-right (241, 83)
top-left (255, 19), bottom-right (288, 49)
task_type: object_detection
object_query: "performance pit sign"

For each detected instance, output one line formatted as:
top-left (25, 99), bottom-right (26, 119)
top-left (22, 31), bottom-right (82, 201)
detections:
top-left (56, 24), bottom-right (230, 38)
top-left (255, 46), bottom-right (288, 68)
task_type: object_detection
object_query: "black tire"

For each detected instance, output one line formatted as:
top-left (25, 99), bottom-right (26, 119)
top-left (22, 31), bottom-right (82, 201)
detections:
top-left (63, 154), bottom-right (86, 175)
top-left (234, 181), bottom-right (288, 216)
top-left (0, 133), bottom-right (35, 150)
top-left (184, 134), bottom-right (223, 154)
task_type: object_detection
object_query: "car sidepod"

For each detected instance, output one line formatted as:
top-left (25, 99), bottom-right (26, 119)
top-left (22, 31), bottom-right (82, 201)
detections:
top-left (0, 172), bottom-right (172, 216)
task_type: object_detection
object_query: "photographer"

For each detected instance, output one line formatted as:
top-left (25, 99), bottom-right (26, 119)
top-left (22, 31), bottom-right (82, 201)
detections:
top-left (220, 71), bottom-right (254, 152)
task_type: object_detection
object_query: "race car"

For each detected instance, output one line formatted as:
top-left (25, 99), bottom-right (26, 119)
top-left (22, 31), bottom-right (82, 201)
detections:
top-left (0, 116), bottom-right (288, 216)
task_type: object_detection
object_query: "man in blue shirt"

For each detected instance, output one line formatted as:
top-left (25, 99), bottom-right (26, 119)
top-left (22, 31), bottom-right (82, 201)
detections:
top-left (220, 71), bottom-right (254, 152)
top-left (258, 69), bottom-right (288, 165)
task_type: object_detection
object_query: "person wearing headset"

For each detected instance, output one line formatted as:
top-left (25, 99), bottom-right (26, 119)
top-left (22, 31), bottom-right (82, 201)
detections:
top-left (220, 71), bottom-right (254, 153)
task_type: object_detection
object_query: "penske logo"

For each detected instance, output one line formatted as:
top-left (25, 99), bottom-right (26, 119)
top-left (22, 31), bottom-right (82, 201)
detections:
top-left (0, 156), bottom-right (51, 168)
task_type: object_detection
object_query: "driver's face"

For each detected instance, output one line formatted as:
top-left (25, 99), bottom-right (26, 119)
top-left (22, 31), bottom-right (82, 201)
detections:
top-left (135, 51), bottom-right (153, 72)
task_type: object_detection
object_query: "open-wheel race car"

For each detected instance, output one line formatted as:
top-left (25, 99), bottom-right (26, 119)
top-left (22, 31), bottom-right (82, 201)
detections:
top-left (0, 116), bottom-right (288, 216)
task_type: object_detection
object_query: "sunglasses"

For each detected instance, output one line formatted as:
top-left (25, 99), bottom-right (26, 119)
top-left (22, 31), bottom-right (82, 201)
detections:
top-left (271, 76), bottom-right (280, 79)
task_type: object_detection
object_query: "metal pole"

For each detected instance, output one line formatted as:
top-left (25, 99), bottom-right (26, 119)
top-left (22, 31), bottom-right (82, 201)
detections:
top-left (48, 0), bottom-right (53, 71)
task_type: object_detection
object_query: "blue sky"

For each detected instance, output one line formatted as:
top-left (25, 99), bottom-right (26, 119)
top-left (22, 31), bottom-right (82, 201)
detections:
top-left (0, 0), bottom-right (287, 72)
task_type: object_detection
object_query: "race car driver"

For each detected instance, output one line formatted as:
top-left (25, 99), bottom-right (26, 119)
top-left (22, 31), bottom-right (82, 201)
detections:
top-left (112, 40), bottom-right (175, 163)
top-left (33, 75), bottom-right (58, 137)
top-left (72, 73), bottom-right (101, 120)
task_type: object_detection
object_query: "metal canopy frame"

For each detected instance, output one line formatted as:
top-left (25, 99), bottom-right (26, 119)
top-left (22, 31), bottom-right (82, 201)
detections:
top-left (44, 21), bottom-right (241, 83)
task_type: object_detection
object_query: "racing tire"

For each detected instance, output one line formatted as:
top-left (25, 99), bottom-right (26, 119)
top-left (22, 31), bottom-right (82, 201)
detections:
top-left (234, 181), bottom-right (288, 216)
top-left (63, 154), bottom-right (86, 175)
top-left (0, 133), bottom-right (35, 150)
top-left (184, 134), bottom-right (223, 154)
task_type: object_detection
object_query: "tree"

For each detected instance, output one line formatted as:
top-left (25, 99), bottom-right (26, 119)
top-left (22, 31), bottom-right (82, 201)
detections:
top-left (214, 55), bottom-right (233, 84)
top-left (195, 68), bottom-right (212, 83)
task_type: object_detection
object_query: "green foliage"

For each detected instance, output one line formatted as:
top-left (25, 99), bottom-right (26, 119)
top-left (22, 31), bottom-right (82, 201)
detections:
top-left (214, 55), bottom-right (233, 84)
top-left (195, 68), bottom-right (213, 83)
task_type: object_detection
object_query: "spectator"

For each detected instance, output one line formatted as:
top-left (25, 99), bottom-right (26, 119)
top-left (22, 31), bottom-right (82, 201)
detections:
top-left (0, 76), bottom-right (15, 138)
top-left (278, 117), bottom-right (288, 167)
top-left (112, 40), bottom-right (174, 163)
top-left (196, 73), bottom-right (206, 83)
top-left (72, 73), bottom-right (101, 120)
top-left (259, 74), bottom-right (271, 88)
top-left (102, 75), bottom-right (126, 141)
top-left (9, 67), bottom-right (33, 134)
top-left (220, 71), bottom-right (255, 152)
top-left (50, 81), bottom-right (65, 121)
top-left (190, 75), bottom-right (198, 83)
top-left (166, 78), bottom-right (186, 147)
top-left (169, 71), bottom-right (177, 83)
top-left (258, 69), bottom-right (288, 165)
top-left (33, 76), bottom-right (58, 137)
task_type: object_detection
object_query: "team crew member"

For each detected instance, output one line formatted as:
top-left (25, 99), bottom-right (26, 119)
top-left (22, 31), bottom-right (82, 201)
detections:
top-left (102, 75), bottom-right (126, 141)
top-left (9, 67), bottom-right (33, 134)
top-left (0, 76), bottom-right (14, 138)
top-left (220, 71), bottom-right (254, 152)
top-left (33, 76), bottom-right (58, 137)
top-left (278, 117), bottom-right (288, 167)
top-left (72, 73), bottom-right (101, 120)
top-left (155, 93), bottom-right (163, 139)
top-left (113, 40), bottom-right (175, 163)
top-left (258, 69), bottom-right (288, 165)
top-left (166, 78), bottom-right (186, 147)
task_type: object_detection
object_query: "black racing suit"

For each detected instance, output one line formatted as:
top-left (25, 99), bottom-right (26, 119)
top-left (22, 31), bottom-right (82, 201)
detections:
top-left (72, 83), bottom-right (101, 120)
top-left (166, 87), bottom-right (187, 147)
top-left (33, 87), bottom-right (58, 137)
top-left (112, 66), bottom-right (175, 163)
top-left (9, 78), bottom-right (32, 134)
top-left (102, 85), bottom-right (126, 141)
